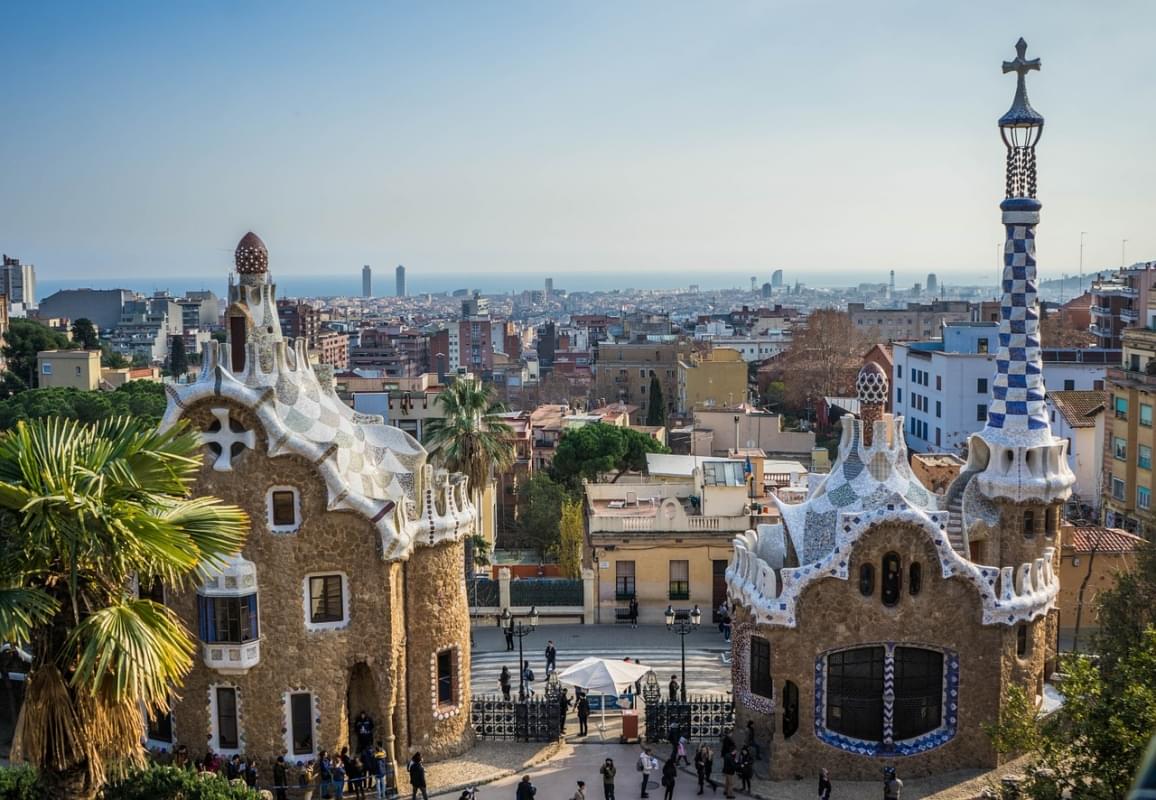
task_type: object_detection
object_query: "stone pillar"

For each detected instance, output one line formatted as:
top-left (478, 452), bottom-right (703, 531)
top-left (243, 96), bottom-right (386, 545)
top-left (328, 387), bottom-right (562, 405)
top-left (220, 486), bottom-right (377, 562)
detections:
top-left (498, 566), bottom-right (512, 611)
top-left (581, 567), bottom-right (596, 624)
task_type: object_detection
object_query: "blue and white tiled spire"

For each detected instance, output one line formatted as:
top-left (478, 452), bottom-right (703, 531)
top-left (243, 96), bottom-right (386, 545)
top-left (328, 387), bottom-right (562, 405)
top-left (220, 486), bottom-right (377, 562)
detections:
top-left (971, 39), bottom-right (1074, 503)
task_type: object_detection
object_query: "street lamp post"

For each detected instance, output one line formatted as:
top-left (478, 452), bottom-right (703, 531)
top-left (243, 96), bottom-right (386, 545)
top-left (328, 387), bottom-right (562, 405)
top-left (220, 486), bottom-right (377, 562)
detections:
top-left (664, 604), bottom-right (702, 702)
top-left (500, 606), bottom-right (539, 700)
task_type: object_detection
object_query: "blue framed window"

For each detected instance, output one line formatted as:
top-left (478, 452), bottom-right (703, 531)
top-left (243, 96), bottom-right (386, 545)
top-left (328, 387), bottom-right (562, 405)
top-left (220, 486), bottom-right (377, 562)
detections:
top-left (198, 594), bottom-right (259, 644)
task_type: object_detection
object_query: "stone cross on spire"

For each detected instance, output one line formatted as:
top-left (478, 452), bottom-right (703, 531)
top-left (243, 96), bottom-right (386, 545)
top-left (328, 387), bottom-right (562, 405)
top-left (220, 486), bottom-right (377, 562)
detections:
top-left (999, 38), bottom-right (1044, 129)
top-left (1002, 37), bottom-right (1040, 79)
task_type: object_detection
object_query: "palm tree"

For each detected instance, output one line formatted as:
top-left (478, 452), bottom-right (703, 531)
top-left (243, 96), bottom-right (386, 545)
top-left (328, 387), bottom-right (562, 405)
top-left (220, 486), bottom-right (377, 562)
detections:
top-left (423, 378), bottom-right (515, 530)
top-left (0, 417), bottom-right (249, 799)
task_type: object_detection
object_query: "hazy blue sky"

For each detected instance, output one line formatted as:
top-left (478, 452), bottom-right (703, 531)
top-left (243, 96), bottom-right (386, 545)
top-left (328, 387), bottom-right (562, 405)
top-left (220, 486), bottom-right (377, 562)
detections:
top-left (1, 1), bottom-right (1153, 285)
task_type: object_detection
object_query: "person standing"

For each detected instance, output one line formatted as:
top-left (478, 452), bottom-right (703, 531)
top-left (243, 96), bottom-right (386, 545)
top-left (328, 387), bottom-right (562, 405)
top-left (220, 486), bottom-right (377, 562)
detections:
top-left (499, 666), bottom-right (512, 701)
top-left (331, 756), bottom-right (347, 800)
top-left (628, 596), bottom-right (639, 628)
top-left (668, 675), bottom-right (680, 702)
top-left (348, 757), bottom-right (367, 800)
top-left (818, 768), bottom-right (832, 800)
top-left (572, 780), bottom-right (587, 800)
top-left (577, 693), bottom-right (591, 736)
top-left (545, 640), bottom-right (557, 673)
top-left (355, 711), bottom-right (375, 752)
top-left (695, 745), bottom-right (718, 795)
top-left (319, 751), bottom-right (333, 800)
top-left (522, 660), bottom-right (535, 698)
top-left (558, 687), bottom-right (572, 733)
top-left (599, 758), bottom-right (617, 800)
top-left (373, 743), bottom-right (388, 800)
top-left (516, 775), bottom-right (537, 800)
top-left (505, 618), bottom-right (516, 651)
top-left (638, 748), bottom-right (658, 798)
top-left (721, 745), bottom-right (737, 799)
top-left (738, 747), bottom-right (754, 793)
top-left (743, 720), bottom-right (761, 761)
top-left (661, 758), bottom-right (678, 800)
top-left (883, 767), bottom-right (902, 799)
top-left (273, 756), bottom-right (290, 800)
top-left (408, 753), bottom-right (427, 800)
top-left (721, 611), bottom-right (732, 642)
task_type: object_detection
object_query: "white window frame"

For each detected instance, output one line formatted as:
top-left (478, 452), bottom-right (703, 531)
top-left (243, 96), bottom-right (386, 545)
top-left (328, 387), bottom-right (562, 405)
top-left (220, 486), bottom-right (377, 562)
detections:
top-left (283, 690), bottom-right (319, 760)
top-left (1139, 486), bottom-right (1151, 511)
top-left (143, 701), bottom-right (175, 752)
top-left (303, 572), bottom-right (350, 632)
top-left (209, 684), bottom-right (242, 755)
top-left (41, 362), bottom-right (53, 375)
top-left (266, 486), bottom-right (302, 533)
top-left (1112, 476), bottom-right (1126, 501)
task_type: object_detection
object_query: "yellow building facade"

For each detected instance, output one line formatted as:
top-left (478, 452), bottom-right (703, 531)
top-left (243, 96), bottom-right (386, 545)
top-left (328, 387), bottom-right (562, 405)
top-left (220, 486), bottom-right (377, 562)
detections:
top-left (36, 349), bottom-right (101, 390)
top-left (1102, 327), bottom-right (1156, 538)
top-left (677, 347), bottom-right (748, 413)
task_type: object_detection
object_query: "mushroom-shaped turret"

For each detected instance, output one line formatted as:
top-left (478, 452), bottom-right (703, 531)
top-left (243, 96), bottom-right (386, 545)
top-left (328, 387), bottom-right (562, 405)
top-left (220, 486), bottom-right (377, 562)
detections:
top-left (234, 231), bottom-right (269, 275)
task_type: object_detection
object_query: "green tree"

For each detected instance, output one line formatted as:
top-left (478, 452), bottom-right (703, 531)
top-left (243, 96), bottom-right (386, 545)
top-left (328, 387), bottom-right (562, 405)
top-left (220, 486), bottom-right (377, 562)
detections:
top-left (423, 378), bottom-right (514, 518)
top-left (0, 383), bottom-right (167, 431)
top-left (557, 498), bottom-right (584, 578)
top-left (550, 423), bottom-right (670, 491)
top-left (1, 319), bottom-right (72, 390)
top-left (168, 336), bottom-right (188, 379)
top-left (515, 474), bottom-right (568, 558)
top-left (0, 417), bottom-right (249, 799)
top-left (645, 373), bottom-right (667, 428)
top-left (986, 541), bottom-right (1156, 799)
top-left (100, 345), bottom-right (129, 369)
top-left (70, 318), bottom-right (100, 350)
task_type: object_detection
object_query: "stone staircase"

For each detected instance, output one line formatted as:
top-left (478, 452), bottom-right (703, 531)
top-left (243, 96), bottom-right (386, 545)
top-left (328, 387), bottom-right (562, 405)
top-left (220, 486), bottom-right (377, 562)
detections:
top-left (946, 495), bottom-right (967, 556)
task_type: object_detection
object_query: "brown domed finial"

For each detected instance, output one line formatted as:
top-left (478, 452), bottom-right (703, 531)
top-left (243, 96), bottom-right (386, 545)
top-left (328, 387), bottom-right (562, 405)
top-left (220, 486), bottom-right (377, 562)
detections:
top-left (235, 231), bottom-right (269, 274)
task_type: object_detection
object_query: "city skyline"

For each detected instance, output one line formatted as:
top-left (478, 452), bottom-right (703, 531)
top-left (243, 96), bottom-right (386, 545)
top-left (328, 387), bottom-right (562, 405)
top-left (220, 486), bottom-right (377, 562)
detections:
top-left (1, 2), bottom-right (1154, 282)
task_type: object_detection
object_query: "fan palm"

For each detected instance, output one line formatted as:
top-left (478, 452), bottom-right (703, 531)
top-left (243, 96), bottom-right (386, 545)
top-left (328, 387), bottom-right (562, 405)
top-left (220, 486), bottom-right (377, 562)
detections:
top-left (423, 379), bottom-right (515, 529)
top-left (0, 417), bottom-right (248, 799)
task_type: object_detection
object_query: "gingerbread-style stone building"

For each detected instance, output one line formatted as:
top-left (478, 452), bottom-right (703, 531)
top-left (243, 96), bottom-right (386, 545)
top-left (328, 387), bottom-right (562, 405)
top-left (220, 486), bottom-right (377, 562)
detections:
top-left (153, 231), bottom-right (475, 777)
top-left (726, 40), bottom-right (1073, 780)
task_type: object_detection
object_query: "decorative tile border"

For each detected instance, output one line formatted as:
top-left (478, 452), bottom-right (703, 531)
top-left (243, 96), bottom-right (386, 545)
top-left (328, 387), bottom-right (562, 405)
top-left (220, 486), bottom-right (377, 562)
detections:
top-left (731, 622), bottom-right (775, 716)
top-left (813, 643), bottom-right (960, 758)
top-left (431, 645), bottom-right (464, 721)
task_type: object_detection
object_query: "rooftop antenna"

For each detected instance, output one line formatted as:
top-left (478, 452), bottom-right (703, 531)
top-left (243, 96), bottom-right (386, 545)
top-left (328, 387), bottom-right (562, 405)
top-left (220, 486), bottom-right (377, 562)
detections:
top-left (1079, 231), bottom-right (1086, 295)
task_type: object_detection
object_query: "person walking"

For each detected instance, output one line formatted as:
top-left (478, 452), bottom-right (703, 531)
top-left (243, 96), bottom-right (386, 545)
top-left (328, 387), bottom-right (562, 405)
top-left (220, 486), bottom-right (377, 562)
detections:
top-left (628, 596), bottom-right (639, 628)
top-left (694, 745), bottom-right (718, 795)
top-left (572, 780), bottom-right (587, 800)
top-left (668, 675), bottom-right (680, 702)
top-left (883, 767), bottom-right (902, 799)
top-left (721, 611), bottom-right (732, 642)
top-left (638, 748), bottom-right (658, 798)
top-left (545, 640), bottom-right (557, 673)
top-left (676, 735), bottom-right (690, 766)
top-left (273, 756), bottom-right (290, 800)
top-left (408, 753), bottom-right (428, 800)
top-left (499, 666), bottom-right (512, 701)
top-left (721, 745), bottom-right (738, 799)
top-left (522, 660), bottom-right (535, 698)
top-left (577, 693), bottom-right (591, 736)
top-left (661, 758), bottom-right (678, 800)
top-left (738, 747), bottom-right (754, 793)
top-left (516, 775), bottom-right (537, 800)
top-left (599, 757), bottom-right (617, 800)
top-left (818, 768), bottom-right (832, 800)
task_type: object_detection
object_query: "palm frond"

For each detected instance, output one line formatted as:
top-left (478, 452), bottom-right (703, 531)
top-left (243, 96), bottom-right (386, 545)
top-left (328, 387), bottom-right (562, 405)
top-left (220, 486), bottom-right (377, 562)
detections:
top-left (0, 586), bottom-right (59, 645)
top-left (65, 599), bottom-right (195, 710)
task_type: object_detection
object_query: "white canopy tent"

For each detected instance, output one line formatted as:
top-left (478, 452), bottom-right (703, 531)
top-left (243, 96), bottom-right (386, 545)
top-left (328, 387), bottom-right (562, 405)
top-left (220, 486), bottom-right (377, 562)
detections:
top-left (557, 657), bottom-right (651, 739)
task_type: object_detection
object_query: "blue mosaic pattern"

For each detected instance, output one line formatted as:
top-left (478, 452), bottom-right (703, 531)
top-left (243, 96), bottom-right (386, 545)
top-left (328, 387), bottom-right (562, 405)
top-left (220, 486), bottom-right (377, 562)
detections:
top-left (814, 644), bottom-right (960, 758)
top-left (987, 222), bottom-right (1048, 433)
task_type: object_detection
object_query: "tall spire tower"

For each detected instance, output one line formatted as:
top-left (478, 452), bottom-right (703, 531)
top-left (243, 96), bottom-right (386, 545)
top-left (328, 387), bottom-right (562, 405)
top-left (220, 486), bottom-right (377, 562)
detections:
top-left (971, 39), bottom-right (1073, 504)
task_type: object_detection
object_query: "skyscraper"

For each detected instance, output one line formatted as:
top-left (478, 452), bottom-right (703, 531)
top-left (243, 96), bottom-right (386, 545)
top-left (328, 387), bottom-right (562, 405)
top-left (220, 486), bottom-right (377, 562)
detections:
top-left (396, 265), bottom-right (406, 297)
top-left (926, 273), bottom-right (939, 294)
top-left (1, 255), bottom-right (36, 307)
top-left (771, 269), bottom-right (784, 288)
top-left (361, 265), bottom-right (372, 298)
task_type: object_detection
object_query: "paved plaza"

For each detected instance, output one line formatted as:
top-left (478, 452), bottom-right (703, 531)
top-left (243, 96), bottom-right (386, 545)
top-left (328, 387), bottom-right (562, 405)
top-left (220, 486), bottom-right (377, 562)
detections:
top-left (471, 623), bottom-right (734, 700)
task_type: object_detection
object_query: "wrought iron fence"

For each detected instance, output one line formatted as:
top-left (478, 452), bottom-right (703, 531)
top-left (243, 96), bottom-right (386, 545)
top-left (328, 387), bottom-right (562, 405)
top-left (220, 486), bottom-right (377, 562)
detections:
top-left (644, 695), bottom-right (734, 743)
top-left (470, 696), bottom-right (562, 741)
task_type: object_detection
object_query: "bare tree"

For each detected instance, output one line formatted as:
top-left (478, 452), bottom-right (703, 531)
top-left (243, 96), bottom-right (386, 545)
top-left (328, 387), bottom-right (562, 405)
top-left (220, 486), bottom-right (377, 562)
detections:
top-left (777, 309), bottom-right (871, 414)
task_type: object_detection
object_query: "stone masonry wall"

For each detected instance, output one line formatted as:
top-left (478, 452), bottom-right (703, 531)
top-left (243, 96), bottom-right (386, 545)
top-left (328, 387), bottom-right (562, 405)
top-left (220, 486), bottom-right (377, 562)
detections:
top-left (403, 538), bottom-right (474, 761)
top-left (734, 522), bottom-right (1007, 781)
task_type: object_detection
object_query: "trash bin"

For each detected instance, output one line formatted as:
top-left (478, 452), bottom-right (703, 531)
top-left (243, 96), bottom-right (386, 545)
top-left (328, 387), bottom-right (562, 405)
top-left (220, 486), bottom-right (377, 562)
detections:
top-left (621, 710), bottom-right (639, 741)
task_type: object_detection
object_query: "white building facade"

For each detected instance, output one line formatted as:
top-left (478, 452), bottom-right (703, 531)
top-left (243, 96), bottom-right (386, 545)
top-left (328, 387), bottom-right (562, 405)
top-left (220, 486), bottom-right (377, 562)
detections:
top-left (891, 323), bottom-right (1117, 456)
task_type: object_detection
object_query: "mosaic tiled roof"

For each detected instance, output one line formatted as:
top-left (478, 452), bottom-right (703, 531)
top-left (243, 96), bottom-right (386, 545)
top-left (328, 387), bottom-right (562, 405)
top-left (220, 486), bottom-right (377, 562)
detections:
top-left (774, 416), bottom-right (939, 563)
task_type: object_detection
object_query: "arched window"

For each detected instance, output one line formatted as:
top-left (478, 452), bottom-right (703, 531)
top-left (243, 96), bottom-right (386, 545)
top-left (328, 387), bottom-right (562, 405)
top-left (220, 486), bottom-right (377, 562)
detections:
top-left (782, 681), bottom-right (799, 739)
top-left (1016, 623), bottom-right (1028, 657)
top-left (1023, 510), bottom-right (1035, 539)
top-left (908, 562), bottom-right (922, 596)
top-left (881, 553), bottom-right (902, 606)
top-left (859, 564), bottom-right (875, 597)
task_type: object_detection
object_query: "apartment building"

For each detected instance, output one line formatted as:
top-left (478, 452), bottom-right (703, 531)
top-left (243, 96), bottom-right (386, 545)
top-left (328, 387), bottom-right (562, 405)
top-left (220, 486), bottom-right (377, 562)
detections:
top-left (1102, 327), bottom-right (1156, 538)
top-left (591, 340), bottom-right (688, 422)
top-left (848, 300), bottom-right (973, 343)
top-left (677, 347), bottom-right (748, 412)
top-left (1089, 263), bottom-right (1156, 349)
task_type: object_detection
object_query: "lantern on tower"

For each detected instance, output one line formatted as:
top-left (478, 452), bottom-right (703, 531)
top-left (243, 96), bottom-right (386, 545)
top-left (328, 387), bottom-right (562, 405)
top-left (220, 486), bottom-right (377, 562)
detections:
top-left (998, 38), bottom-right (1043, 199)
